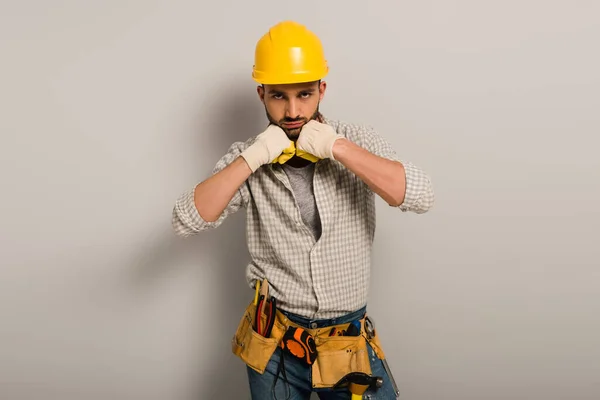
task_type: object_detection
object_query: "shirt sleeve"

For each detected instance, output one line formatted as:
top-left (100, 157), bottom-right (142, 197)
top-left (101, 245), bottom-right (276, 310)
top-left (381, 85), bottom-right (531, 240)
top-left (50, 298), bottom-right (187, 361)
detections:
top-left (351, 124), bottom-right (435, 214)
top-left (171, 141), bottom-right (249, 237)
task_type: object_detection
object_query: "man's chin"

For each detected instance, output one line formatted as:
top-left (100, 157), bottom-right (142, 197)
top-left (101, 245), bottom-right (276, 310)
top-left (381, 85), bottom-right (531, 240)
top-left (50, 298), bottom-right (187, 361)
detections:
top-left (284, 127), bottom-right (302, 140)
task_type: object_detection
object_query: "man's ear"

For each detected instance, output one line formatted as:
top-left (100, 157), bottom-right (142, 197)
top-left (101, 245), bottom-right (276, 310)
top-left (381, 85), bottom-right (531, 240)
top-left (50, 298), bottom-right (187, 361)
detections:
top-left (318, 81), bottom-right (327, 101)
top-left (257, 85), bottom-right (265, 103)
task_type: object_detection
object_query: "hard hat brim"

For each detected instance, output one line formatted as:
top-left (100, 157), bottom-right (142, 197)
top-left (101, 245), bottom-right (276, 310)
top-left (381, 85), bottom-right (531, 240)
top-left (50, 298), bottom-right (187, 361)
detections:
top-left (252, 67), bottom-right (329, 85)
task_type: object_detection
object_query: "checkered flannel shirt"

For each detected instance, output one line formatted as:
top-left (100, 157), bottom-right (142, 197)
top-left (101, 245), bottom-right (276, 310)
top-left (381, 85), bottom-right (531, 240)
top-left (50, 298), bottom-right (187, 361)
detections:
top-left (172, 117), bottom-right (434, 319)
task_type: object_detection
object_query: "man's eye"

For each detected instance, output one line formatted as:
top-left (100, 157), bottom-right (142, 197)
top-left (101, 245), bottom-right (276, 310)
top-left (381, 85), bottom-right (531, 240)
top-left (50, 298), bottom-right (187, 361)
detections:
top-left (272, 94), bottom-right (283, 100)
top-left (300, 92), bottom-right (311, 98)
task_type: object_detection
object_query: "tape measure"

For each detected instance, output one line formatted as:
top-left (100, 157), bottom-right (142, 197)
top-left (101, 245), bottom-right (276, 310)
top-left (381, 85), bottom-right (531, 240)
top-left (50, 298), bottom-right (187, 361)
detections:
top-left (279, 327), bottom-right (317, 365)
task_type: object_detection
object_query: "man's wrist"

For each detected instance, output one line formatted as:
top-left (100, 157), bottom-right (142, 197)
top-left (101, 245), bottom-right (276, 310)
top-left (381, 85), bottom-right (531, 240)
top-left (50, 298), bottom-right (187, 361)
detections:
top-left (331, 136), bottom-right (349, 160)
top-left (236, 155), bottom-right (254, 174)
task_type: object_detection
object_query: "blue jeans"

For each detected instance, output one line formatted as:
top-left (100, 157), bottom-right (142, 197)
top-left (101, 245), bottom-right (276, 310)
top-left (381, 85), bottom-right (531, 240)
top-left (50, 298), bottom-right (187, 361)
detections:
top-left (246, 307), bottom-right (398, 399)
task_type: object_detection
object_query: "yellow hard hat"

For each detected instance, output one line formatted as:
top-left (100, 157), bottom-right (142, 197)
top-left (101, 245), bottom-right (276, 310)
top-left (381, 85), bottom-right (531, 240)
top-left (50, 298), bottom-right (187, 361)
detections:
top-left (252, 21), bottom-right (329, 85)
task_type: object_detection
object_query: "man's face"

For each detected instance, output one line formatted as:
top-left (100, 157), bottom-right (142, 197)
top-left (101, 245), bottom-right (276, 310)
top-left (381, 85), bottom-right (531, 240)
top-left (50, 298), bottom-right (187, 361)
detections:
top-left (257, 80), bottom-right (326, 140)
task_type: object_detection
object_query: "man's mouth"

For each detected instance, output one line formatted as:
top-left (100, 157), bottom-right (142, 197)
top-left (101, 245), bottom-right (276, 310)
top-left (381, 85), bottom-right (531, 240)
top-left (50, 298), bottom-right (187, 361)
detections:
top-left (282, 121), bottom-right (304, 129)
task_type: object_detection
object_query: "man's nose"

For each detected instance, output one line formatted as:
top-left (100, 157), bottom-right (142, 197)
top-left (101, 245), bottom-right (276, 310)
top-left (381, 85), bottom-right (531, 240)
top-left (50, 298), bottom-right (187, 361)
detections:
top-left (285, 99), bottom-right (299, 119)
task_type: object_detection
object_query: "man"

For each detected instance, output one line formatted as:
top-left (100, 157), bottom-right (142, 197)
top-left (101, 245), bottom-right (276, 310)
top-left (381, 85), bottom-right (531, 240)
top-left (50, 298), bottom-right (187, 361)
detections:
top-left (172, 21), bottom-right (434, 400)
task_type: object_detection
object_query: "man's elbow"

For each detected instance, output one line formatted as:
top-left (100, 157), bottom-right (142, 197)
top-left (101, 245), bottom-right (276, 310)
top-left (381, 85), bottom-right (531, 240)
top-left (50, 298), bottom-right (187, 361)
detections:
top-left (171, 207), bottom-right (203, 237)
top-left (388, 190), bottom-right (406, 208)
top-left (412, 186), bottom-right (435, 214)
top-left (172, 211), bottom-right (192, 237)
top-left (386, 166), bottom-right (409, 207)
top-left (397, 183), bottom-right (435, 213)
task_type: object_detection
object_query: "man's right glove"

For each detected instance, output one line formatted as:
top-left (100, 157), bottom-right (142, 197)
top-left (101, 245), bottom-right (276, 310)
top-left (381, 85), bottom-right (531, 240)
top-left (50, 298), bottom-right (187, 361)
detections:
top-left (240, 125), bottom-right (291, 172)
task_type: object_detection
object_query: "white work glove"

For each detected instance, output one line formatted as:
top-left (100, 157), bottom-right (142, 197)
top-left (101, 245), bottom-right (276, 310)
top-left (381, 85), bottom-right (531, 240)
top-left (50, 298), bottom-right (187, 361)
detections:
top-left (240, 125), bottom-right (291, 172)
top-left (296, 120), bottom-right (345, 160)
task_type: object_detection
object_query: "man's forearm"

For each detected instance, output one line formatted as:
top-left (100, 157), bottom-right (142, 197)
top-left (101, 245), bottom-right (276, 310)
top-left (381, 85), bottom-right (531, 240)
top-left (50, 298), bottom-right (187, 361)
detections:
top-left (194, 157), bottom-right (252, 222)
top-left (332, 139), bottom-right (406, 206)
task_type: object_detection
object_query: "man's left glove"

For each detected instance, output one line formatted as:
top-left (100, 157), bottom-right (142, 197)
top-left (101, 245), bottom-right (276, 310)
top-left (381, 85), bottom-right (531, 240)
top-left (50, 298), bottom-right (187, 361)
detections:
top-left (296, 120), bottom-right (345, 160)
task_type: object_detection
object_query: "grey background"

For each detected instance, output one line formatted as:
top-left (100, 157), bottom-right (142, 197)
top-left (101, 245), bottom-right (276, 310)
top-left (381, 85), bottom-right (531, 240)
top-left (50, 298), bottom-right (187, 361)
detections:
top-left (1, 1), bottom-right (599, 399)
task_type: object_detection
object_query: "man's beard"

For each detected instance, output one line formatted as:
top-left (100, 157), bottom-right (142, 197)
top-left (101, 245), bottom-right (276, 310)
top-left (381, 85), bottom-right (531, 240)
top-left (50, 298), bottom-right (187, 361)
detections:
top-left (265, 107), bottom-right (322, 140)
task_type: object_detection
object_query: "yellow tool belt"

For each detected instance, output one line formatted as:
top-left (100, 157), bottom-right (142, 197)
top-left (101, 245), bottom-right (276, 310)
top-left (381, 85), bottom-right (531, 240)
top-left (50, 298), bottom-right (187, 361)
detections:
top-left (231, 299), bottom-right (387, 389)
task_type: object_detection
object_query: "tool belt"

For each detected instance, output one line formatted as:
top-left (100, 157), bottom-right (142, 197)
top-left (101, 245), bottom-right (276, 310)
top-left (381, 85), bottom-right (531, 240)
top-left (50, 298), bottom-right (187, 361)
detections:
top-left (231, 298), bottom-right (387, 389)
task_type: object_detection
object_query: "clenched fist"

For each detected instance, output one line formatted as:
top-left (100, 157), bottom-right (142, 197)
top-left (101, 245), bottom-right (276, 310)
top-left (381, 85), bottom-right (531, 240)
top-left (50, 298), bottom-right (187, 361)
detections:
top-left (241, 125), bottom-right (292, 172)
top-left (296, 120), bottom-right (345, 160)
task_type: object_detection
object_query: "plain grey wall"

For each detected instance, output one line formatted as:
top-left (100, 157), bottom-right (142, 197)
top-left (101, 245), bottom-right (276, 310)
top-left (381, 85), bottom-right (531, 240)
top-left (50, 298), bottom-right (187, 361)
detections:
top-left (1, 1), bottom-right (599, 399)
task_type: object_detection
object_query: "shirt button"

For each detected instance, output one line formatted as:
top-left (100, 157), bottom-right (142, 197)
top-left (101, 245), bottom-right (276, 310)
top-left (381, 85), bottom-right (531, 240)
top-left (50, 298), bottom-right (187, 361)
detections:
top-left (310, 322), bottom-right (318, 329)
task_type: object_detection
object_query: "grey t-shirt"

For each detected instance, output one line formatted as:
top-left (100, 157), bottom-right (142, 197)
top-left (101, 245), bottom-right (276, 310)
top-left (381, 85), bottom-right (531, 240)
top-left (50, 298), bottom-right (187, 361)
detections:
top-left (281, 163), bottom-right (322, 240)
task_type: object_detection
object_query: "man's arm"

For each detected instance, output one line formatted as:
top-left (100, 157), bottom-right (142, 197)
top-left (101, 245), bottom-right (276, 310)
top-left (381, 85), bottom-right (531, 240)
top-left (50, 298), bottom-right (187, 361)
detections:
top-left (297, 120), bottom-right (434, 214)
top-left (332, 139), bottom-right (406, 207)
top-left (172, 146), bottom-right (250, 237)
top-left (172, 124), bottom-right (291, 237)
top-left (193, 157), bottom-right (251, 222)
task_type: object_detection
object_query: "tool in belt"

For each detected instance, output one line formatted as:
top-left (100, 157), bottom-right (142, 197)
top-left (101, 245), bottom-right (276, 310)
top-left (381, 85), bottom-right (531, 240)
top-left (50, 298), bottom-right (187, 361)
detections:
top-left (253, 279), bottom-right (314, 399)
top-left (255, 287), bottom-right (276, 337)
top-left (271, 325), bottom-right (318, 400)
top-left (365, 315), bottom-right (400, 397)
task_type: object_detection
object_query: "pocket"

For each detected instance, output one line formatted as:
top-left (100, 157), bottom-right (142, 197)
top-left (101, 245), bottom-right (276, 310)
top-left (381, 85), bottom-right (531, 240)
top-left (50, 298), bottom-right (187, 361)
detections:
top-left (231, 302), bottom-right (281, 374)
top-left (312, 335), bottom-right (372, 388)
